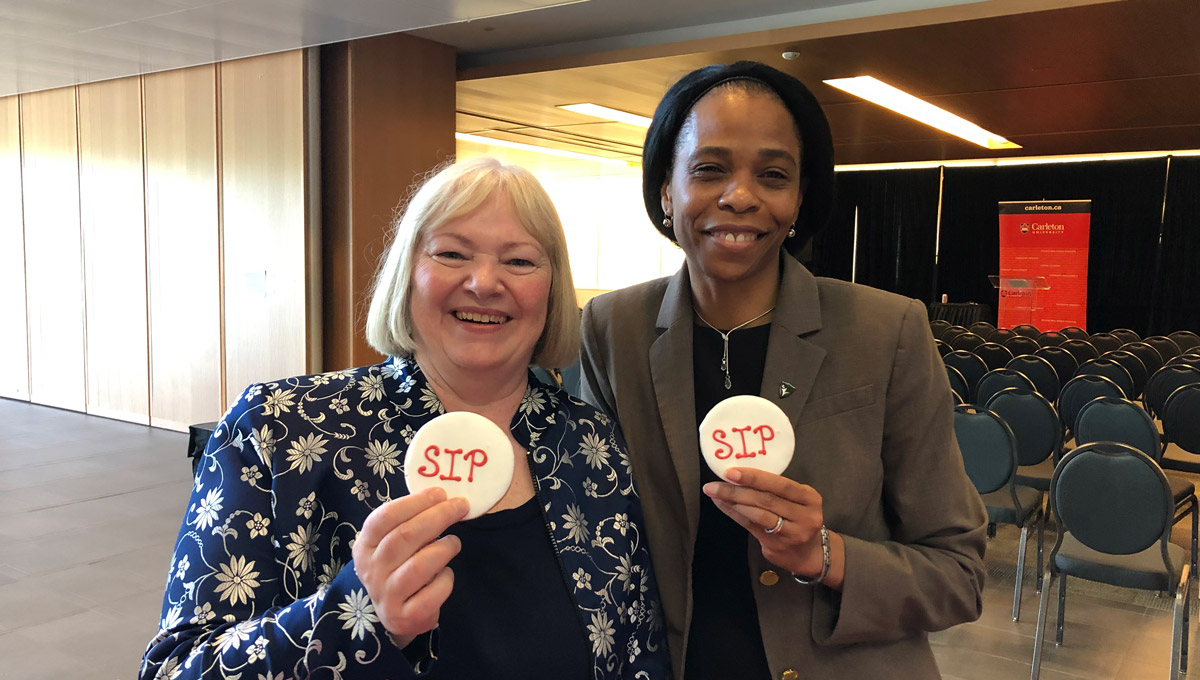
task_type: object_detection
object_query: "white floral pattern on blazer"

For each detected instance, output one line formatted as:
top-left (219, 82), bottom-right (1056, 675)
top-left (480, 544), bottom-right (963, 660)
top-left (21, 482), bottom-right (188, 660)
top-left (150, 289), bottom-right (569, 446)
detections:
top-left (140, 356), bottom-right (669, 679)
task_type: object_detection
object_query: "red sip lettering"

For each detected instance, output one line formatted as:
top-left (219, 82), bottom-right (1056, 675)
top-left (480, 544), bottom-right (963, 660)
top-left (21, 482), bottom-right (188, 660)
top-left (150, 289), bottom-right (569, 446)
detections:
top-left (463, 449), bottom-right (488, 482)
top-left (753, 424), bottom-right (775, 455)
top-left (440, 448), bottom-right (463, 481)
top-left (732, 426), bottom-right (756, 459)
top-left (417, 445), bottom-right (441, 477)
top-left (712, 429), bottom-right (733, 459)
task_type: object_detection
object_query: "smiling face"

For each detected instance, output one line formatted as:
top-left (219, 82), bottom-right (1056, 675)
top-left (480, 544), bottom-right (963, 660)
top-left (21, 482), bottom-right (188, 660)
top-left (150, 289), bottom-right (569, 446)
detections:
top-left (409, 192), bottom-right (552, 382)
top-left (661, 86), bottom-right (805, 292)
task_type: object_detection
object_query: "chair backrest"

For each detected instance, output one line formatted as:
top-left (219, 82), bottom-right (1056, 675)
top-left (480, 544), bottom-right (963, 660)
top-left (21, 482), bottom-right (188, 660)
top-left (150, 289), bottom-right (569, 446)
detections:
top-left (1163, 383), bottom-right (1200, 455)
top-left (1058, 374), bottom-right (1125, 435)
top-left (952, 331), bottom-right (986, 352)
top-left (1144, 364), bottom-right (1200, 420)
top-left (1088, 332), bottom-right (1122, 354)
top-left (985, 387), bottom-right (1061, 467)
top-left (1006, 354), bottom-right (1061, 401)
top-left (1168, 330), bottom-right (1200, 353)
top-left (1034, 346), bottom-right (1079, 387)
top-left (1051, 442), bottom-right (1173, 560)
top-left (1003, 335), bottom-right (1041, 357)
top-left (1060, 326), bottom-right (1089, 341)
top-left (930, 319), bottom-right (951, 338)
top-left (1060, 338), bottom-right (1100, 365)
top-left (946, 365), bottom-right (970, 405)
top-left (940, 325), bottom-right (969, 343)
top-left (1144, 335), bottom-right (1182, 362)
top-left (953, 405), bottom-right (1018, 496)
top-left (1168, 353), bottom-right (1200, 370)
top-left (989, 328), bottom-right (1017, 345)
top-left (975, 368), bottom-right (1036, 407)
top-left (1110, 328), bottom-right (1142, 345)
top-left (974, 342), bottom-right (1014, 371)
top-left (1122, 341), bottom-right (1164, 377)
top-left (1076, 357), bottom-right (1135, 399)
top-left (944, 350), bottom-right (988, 401)
top-left (934, 338), bottom-right (951, 357)
top-left (1013, 324), bottom-right (1041, 338)
top-left (968, 321), bottom-right (996, 338)
top-left (1036, 330), bottom-right (1067, 347)
top-left (1075, 396), bottom-right (1161, 461)
top-left (1101, 349), bottom-right (1148, 398)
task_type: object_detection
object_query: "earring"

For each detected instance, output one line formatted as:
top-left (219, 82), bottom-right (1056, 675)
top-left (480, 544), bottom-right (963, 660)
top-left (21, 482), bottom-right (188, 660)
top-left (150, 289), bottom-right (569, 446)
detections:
top-left (663, 216), bottom-right (673, 229)
top-left (787, 226), bottom-right (797, 238)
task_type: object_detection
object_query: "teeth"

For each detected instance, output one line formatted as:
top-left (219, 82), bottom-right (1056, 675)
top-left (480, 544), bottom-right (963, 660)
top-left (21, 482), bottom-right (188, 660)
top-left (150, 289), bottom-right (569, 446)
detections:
top-left (455, 311), bottom-right (507, 324)
top-left (719, 232), bottom-right (756, 243)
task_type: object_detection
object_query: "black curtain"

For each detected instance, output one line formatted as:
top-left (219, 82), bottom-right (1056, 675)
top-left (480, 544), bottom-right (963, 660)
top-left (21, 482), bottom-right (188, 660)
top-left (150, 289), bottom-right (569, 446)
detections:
top-left (1155, 157), bottom-right (1200, 334)
top-left (938, 158), bottom-right (1168, 334)
top-left (809, 168), bottom-right (940, 300)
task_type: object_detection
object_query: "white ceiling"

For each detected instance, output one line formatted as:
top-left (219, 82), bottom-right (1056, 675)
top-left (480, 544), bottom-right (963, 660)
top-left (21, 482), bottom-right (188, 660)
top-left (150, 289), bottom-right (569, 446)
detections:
top-left (0, 0), bottom-right (985, 97)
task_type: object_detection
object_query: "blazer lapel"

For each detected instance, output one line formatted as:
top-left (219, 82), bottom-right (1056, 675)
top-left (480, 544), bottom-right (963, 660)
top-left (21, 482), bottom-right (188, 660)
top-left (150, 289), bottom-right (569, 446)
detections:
top-left (649, 267), bottom-right (702, 538)
top-left (761, 255), bottom-right (827, 428)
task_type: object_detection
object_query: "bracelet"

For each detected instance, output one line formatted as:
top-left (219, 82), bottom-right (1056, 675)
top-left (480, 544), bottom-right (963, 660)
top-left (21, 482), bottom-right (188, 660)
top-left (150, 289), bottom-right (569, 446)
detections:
top-left (793, 524), bottom-right (831, 586)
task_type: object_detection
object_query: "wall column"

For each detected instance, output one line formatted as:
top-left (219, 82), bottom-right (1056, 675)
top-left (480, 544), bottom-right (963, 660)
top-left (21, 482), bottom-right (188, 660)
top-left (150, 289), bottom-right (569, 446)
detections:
top-left (321, 33), bottom-right (456, 370)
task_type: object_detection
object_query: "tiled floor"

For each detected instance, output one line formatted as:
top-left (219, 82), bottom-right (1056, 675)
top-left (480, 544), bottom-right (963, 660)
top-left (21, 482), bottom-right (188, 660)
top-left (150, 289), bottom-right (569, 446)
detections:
top-left (1, 396), bottom-right (1197, 679)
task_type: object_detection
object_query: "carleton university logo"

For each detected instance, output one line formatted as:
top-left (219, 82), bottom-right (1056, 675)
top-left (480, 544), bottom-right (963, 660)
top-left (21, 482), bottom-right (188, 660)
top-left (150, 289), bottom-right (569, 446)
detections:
top-left (1020, 223), bottom-right (1030, 234)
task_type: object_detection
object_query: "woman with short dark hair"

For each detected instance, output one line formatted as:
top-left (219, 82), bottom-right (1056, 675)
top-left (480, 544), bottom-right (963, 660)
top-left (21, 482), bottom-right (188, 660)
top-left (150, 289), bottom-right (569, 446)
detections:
top-left (581, 61), bottom-right (986, 678)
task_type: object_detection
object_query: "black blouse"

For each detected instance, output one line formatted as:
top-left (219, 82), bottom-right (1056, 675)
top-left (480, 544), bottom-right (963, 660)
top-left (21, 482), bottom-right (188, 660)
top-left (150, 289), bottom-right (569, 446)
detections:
top-left (436, 496), bottom-right (591, 679)
top-left (685, 322), bottom-right (773, 679)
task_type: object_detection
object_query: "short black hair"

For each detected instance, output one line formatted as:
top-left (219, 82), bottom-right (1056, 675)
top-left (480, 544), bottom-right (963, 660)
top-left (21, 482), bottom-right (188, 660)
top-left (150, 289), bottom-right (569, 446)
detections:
top-left (642, 61), bottom-right (836, 256)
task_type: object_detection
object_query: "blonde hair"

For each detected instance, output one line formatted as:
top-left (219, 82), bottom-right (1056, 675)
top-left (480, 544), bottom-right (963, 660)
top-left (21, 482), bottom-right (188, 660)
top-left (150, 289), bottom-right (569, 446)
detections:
top-left (365, 157), bottom-right (580, 369)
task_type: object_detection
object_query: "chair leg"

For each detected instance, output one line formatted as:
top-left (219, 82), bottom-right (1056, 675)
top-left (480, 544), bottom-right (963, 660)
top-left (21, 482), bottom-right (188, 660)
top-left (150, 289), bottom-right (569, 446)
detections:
top-left (1036, 505), bottom-right (1046, 594)
top-left (1172, 565), bottom-right (1190, 680)
top-left (1014, 522), bottom-right (1030, 621)
top-left (1192, 498), bottom-right (1198, 572)
top-left (1056, 573), bottom-right (1067, 646)
top-left (1031, 568), bottom-right (1055, 680)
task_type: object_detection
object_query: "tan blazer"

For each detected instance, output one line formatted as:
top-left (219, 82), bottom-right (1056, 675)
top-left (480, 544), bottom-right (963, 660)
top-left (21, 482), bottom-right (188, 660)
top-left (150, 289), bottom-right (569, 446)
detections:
top-left (580, 254), bottom-right (987, 679)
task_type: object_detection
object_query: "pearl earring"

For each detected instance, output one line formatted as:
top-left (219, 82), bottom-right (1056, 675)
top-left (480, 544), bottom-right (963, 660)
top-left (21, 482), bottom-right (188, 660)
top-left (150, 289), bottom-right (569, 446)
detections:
top-left (663, 216), bottom-right (673, 229)
top-left (787, 226), bottom-right (797, 238)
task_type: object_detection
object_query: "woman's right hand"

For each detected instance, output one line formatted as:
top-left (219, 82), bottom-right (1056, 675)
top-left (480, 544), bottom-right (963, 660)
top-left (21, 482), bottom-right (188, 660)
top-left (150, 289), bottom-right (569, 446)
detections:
top-left (352, 487), bottom-right (470, 648)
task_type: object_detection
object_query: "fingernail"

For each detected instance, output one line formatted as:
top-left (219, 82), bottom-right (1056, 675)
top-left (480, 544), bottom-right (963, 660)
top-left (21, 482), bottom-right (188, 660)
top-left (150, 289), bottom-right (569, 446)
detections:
top-left (725, 469), bottom-right (742, 483)
top-left (453, 497), bottom-right (470, 516)
top-left (702, 482), bottom-right (718, 496)
top-left (428, 487), bottom-right (447, 502)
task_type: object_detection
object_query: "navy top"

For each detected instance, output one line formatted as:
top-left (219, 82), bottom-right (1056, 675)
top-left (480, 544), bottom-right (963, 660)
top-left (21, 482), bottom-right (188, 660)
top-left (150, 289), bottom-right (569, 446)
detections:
top-left (686, 323), bottom-right (772, 679)
top-left (438, 496), bottom-right (591, 679)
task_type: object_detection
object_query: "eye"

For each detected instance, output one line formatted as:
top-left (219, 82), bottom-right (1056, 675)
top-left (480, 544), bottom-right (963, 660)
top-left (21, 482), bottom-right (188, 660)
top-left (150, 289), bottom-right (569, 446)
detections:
top-left (433, 250), bottom-right (466, 261)
top-left (506, 258), bottom-right (535, 268)
top-left (762, 169), bottom-right (789, 180)
top-left (691, 163), bottom-right (724, 177)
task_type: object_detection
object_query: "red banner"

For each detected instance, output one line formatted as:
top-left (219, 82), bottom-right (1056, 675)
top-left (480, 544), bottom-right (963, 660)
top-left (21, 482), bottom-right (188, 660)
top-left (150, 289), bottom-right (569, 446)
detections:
top-left (997, 200), bottom-right (1090, 331)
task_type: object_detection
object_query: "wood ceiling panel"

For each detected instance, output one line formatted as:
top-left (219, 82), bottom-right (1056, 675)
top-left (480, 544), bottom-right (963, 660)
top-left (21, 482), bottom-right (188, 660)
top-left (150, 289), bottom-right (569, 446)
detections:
top-left (457, 0), bottom-right (1200, 165)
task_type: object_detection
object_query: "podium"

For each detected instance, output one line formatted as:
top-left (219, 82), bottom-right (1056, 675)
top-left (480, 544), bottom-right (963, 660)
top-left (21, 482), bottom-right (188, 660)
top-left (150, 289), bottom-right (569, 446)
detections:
top-left (990, 275), bottom-right (1050, 329)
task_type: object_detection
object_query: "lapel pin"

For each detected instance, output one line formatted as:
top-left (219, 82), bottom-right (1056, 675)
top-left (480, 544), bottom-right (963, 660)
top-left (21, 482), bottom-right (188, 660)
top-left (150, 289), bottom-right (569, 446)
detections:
top-left (779, 381), bottom-right (796, 398)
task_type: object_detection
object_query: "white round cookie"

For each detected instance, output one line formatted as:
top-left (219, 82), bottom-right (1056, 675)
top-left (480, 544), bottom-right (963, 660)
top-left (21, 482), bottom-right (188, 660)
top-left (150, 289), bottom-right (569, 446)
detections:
top-left (404, 411), bottom-right (515, 520)
top-left (698, 395), bottom-right (795, 482)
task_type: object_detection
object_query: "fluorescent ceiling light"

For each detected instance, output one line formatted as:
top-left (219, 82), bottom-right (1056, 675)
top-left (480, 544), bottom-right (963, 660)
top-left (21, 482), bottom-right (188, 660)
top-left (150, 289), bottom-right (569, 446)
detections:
top-left (835, 148), bottom-right (1200, 172)
top-left (557, 103), bottom-right (652, 128)
top-left (455, 132), bottom-right (633, 165)
top-left (824, 76), bottom-right (1021, 151)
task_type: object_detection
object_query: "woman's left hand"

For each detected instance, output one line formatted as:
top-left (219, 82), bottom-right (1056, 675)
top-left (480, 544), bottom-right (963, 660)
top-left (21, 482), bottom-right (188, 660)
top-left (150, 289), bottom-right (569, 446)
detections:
top-left (703, 467), bottom-right (844, 589)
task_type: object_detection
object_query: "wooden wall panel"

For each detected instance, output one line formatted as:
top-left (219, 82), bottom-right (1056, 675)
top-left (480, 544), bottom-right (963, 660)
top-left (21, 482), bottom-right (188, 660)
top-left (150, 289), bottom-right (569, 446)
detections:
top-left (144, 66), bottom-right (223, 431)
top-left (77, 77), bottom-right (151, 424)
top-left (0, 96), bottom-right (29, 401)
top-left (20, 88), bottom-right (86, 412)
top-left (220, 52), bottom-right (310, 406)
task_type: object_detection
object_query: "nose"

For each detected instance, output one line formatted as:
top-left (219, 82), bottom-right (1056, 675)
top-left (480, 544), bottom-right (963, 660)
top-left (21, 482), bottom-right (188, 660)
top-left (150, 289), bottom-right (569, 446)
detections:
top-left (717, 172), bottom-right (761, 213)
top-left (463, 257), bottom-right (504, 298)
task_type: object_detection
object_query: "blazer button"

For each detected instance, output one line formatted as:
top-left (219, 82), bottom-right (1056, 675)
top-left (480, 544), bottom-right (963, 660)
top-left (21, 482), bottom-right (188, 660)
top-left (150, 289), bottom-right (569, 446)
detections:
top-left (781, 670), bottom-right (799, 680)
top-left (759, 569), bottom-right (779, 586)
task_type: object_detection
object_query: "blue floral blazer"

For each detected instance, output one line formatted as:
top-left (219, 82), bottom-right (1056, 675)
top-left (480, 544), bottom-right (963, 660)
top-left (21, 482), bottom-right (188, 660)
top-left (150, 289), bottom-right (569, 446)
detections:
top-left (140, 357), bottom-right (669, 679)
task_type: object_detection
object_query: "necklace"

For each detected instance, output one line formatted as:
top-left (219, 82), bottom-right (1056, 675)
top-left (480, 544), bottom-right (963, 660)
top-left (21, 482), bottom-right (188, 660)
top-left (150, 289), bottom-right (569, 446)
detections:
top-left (694, 306), bottom-right (775, 390)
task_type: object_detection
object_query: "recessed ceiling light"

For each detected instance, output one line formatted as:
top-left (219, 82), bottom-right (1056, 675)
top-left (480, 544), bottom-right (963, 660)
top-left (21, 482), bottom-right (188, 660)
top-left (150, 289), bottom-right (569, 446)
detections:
top-left (455, 132), bottom-right (633, 164)
top-left (823, 76), bottom-right (1021, 150)
top-left (557, 103), bottom-right (652, 129)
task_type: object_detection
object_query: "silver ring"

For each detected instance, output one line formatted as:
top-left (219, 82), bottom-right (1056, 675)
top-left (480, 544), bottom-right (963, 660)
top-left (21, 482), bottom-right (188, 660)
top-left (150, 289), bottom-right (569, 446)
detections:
top-left (764, 514), bottom-right (785, 534)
